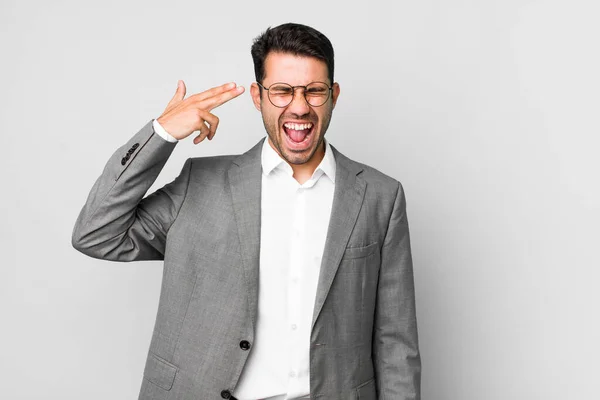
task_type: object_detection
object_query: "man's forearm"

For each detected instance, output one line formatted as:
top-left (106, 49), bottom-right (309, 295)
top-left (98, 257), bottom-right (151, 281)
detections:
top-left (71, 120), bottom-right (185, 261)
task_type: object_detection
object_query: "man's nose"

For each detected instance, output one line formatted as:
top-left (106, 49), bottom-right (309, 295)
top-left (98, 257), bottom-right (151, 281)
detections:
top-left (287, 88), bottom-right (311, 115)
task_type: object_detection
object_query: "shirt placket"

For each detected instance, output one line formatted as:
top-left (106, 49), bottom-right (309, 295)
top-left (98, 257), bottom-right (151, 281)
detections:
top-left (286, 185), bottom-right (306, 394)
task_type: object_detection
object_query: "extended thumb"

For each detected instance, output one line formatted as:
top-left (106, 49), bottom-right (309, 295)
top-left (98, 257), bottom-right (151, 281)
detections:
top-left (175, 80), bottom-right (186, 100)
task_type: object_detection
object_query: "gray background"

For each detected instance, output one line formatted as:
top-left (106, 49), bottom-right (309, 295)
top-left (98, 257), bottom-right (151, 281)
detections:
top-left (1, 0), bottom-right (598, 399)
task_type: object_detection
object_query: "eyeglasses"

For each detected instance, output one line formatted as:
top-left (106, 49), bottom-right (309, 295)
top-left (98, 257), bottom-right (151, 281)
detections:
top-left (257, 81), bottom-right (333, 108)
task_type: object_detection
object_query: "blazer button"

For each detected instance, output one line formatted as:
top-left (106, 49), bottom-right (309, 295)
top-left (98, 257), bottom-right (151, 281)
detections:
top-left (221, 389), bottom-right (232, 399)
top-left (121, 157), bottom-right (126, 166)
top-left (239, 340), bottom-right (251, 350)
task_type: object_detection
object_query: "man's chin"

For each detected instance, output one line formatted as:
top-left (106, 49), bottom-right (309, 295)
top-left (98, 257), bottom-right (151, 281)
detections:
top-left (281, 139), bottom-right (324, 166)
top-left (281, 149), bottom-right (313, 165)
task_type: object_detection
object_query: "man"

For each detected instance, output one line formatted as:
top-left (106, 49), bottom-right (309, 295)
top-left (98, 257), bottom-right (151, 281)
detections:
top-left (72, 23), bottom-right (420, 400)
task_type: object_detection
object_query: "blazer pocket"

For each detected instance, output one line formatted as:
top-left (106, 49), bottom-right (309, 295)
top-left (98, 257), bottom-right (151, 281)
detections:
top-left (355, 377), bottom-right (376, 399)
top-left (342, 242), bottom-right (379, 260)
top-left (143, 352), bottom-right (178, 391)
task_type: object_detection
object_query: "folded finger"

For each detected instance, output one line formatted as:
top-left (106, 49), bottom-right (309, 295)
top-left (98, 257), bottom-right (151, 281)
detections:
top-left (193, 122), bottom-right (210, 145)
top-left (197, 110), bottom-right (220, 140)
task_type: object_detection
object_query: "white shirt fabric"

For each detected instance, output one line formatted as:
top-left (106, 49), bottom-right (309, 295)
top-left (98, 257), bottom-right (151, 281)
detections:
top-left (152, 119), bottom-right (336, 400)
top-left (153, 119), bottom-right (178, 142)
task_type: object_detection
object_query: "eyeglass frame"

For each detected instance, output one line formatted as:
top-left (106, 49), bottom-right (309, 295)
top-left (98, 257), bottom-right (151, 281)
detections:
top-left (256, 81), bottom-right (334, 108)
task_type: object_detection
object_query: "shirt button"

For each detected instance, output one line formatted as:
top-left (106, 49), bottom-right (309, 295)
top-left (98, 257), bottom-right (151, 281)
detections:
top-left (291, 324), bottom-right (297, 330)
top-left (221, 390), bottom-right (232, 399)
top-left (239, 340), bottom-right (251, 350)
top-left (291, 277), bottom-right (299, 284)
top-left (289, 371), bottom-right (296, 377)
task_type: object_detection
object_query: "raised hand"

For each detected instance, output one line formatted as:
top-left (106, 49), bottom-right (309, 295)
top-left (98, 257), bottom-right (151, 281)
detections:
top-left (157, 80), bottom-right (245, 144)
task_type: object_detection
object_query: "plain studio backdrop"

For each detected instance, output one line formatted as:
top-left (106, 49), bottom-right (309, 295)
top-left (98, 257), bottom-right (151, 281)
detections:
top-left (1, 0), bottom-right (598, 399)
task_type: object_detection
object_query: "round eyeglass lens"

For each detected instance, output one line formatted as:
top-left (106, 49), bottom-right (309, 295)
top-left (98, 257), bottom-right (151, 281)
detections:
top-left (304, 82), bottom-right (331, 106)
top-left (268, 83), bottom-right (294, 107)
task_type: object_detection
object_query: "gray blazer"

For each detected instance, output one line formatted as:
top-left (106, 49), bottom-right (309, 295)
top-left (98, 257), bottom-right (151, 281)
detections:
top-left (72, 120), bottom-right (421, 400)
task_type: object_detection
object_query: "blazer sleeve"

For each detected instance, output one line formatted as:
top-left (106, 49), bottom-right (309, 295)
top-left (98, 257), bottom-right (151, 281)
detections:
top-left (71, 120), bottom-right (191, 262)
top-left (373, 181), bottom-right (421, 399)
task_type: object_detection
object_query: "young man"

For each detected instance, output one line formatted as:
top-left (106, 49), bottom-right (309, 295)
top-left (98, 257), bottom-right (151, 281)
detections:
top-left (72, 23), bottom-right (421, 400)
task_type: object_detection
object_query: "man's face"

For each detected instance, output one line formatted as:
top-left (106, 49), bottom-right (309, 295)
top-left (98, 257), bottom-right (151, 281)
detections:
top-left (251, 52), bottom-right (340, 166)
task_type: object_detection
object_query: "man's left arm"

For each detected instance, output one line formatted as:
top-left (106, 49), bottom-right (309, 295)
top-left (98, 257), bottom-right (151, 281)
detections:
top-left (373, 181), bottom-right (421, 399)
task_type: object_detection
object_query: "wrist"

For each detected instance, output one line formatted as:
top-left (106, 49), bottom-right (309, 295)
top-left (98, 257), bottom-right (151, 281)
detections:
top-left (153, 119), bottom-right (178, 143)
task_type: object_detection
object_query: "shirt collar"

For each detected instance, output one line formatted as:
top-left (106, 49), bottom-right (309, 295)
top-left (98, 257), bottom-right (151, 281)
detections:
top-left (261, 137), bottom-right (336, 183)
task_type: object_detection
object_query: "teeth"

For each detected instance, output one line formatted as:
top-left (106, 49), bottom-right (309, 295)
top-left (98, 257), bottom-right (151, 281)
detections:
top-left (284, 122), bottom-right (313, 131)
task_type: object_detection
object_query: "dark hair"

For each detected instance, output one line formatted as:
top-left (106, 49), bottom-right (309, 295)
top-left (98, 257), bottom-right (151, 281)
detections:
top-left (251, 23), bottom-right (335, 85)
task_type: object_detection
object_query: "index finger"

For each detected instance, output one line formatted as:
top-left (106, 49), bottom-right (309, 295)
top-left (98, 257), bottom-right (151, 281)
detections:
top-left (200, 85), bottom-right (245, 111)
top-left (188, 82), bottom-right (237, 102)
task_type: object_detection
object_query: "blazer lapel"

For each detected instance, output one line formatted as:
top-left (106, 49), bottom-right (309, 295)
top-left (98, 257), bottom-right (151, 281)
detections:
top-left (312, 146), bottom-right (366, 330)
top-left (228, 139), bottom-right (265, 332)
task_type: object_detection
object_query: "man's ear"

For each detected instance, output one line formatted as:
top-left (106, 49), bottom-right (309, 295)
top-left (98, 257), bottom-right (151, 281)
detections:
top-left (331, 82), bottom-right (340, 109)
top-left (250, 83), bottom-right (262, 111)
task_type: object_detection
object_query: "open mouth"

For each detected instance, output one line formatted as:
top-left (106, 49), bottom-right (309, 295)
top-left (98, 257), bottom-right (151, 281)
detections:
top-left (283, 121), bottom-right (315, 149)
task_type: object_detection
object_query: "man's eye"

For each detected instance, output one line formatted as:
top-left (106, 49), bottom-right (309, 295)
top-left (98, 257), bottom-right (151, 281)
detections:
top-left (271, 87), bottom-right (292, 95)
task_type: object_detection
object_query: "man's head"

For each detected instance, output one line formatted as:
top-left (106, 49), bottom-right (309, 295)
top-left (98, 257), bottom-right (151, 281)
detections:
top-left (250, 23), bottom-right (340, 168)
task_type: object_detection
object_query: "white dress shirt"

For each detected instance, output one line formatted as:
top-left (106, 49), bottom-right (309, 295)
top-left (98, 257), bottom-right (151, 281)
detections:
top-left (152, 119), bottom-right (178, 142)
top-left (152, 120), bottom-right (336, 400)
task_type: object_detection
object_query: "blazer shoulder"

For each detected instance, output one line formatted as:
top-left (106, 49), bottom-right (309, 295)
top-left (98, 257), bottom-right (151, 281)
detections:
top-left (335, 147), bottom-right (403, 196)
top-left (186, 138), bottom-right (264, 175)
top-left (359, 162), bottom-right (400, 188)
top-left (188, 154), bottom-right (239, 174)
